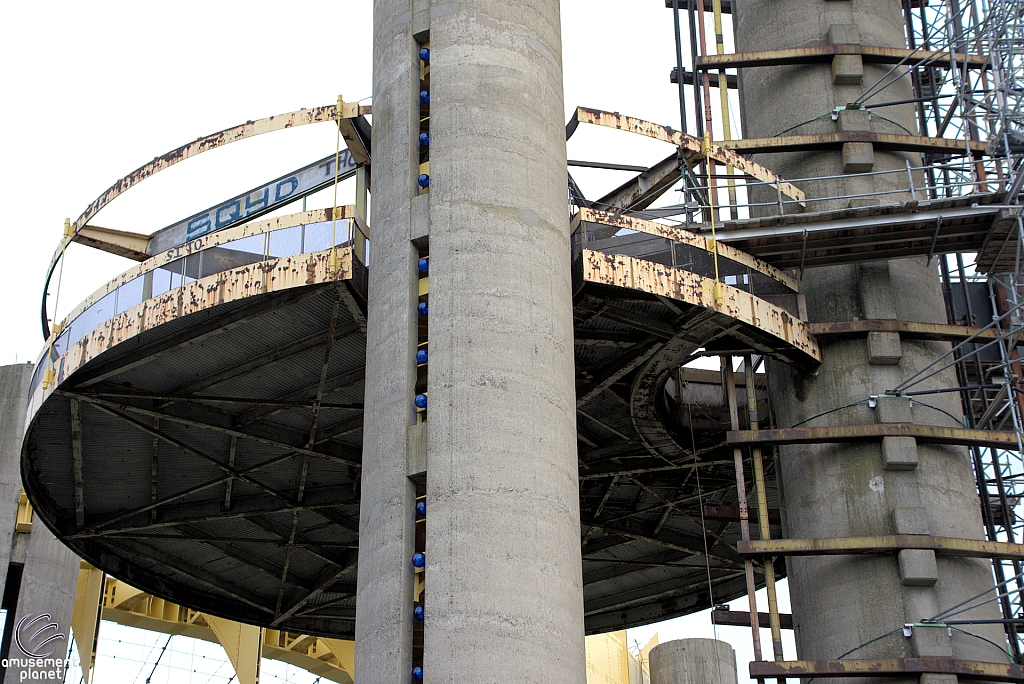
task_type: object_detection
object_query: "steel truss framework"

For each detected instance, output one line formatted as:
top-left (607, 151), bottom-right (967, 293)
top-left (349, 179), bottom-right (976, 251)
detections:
top-left (653, 0), bottom-right (1024, 671)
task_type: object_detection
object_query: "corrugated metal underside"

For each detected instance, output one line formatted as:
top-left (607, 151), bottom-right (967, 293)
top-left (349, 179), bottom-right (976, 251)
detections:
top-left (25, 283), bottom-right (365, 637)
top-left (25, 245), bottom-right (804, 637)
top-left (573, 270), bottom-right (788, 634)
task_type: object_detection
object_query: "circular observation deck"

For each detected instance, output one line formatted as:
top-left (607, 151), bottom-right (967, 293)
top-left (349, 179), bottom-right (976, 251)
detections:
top-left (23, 107), bottom-right (820, 637)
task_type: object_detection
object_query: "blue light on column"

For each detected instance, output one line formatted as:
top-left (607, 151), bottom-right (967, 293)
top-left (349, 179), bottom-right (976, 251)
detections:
top-left (419, 132), bottom-right (430, 148)
top-left (416, 348), bottom-right (428, 365)
top-left (416, 500), bottom-right (426, 516)
top-left (420, 91), bottom-right (430, 105)
top-left (412, 666), bottom-right (424, 682)
top-left (419, 48), bottom-right (430, 63)
top-left (412, 553), bottom-right (425, 568)
top-left (418, 174), bottom-right (430, 189)
top-left (413, 605), bottom-right (425, 621)
top-left (418, 302), bottom-right (428, 316)
top-left (415, 394), bottom-right (428, 409)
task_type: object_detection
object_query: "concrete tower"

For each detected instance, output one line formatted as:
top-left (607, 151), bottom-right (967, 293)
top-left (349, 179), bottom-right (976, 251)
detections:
top-left (0, 364), bottom-right (78, 683)
top-left (734, 0), bottom-right (1007, 667)
top-left (357, 1), bottom-right (586, 682)
top-left (649, 638), bottom-right (738, 684)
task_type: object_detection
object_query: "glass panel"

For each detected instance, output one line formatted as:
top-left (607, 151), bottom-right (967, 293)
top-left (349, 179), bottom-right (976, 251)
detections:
top-left (116, 276), bottom-right (145, 315)
top-left (303, 221), bottom-right (349, 253)
top-left (69, 291), bottom-right (117, 346)
top-left (183, 253), bottom-right (200, 284)
top-left (151, 260), bottom-right (181, 297)
top-left (269, 226), bottom-right (303, 258)
top-left (203, 234), bottom-right (265, 273)
top-left (52, 330), bottom-right (70, 359)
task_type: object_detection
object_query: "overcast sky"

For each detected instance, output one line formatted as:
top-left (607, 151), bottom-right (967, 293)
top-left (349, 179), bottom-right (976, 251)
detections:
top-left (2, 1), bottom-right (784, 681)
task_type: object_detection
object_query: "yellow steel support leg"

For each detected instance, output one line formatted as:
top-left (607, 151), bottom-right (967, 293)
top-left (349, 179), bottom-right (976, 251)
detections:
top-left (712, 0), bottom-right (738, 218)
top-left (321, 638), bottom-right (355, 681)
top-left (205, 614), bottom-right (263, 684)
top-left (72, 563), bottom-right (105, 684)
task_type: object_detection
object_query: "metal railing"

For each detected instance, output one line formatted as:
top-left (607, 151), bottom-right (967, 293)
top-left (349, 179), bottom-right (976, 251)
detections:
top-left (27, 216), bottom-right (367, 418)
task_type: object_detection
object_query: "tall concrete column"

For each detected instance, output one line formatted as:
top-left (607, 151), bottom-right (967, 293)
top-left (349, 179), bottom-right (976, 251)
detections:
top-left (0, 365), bottom-right (32, 599)
top-left (423, 0), bottom-right (586, 682)
top-left (360, 1), bottom-right (586, 682)
top-left (0, 364), bottom-right (78, 683)
top-left (355, 2), bottom-right (421, 681)
top-left (734, 0), bottom-right (1007, 669)
top-left (649, 638), bottom-right (738, 684)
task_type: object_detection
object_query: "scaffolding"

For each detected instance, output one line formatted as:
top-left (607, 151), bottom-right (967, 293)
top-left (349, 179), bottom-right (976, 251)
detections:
top-left (659, 0), bottom-right (1024, 666)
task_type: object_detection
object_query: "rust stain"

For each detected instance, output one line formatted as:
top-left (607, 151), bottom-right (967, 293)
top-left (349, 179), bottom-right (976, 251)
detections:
top-left (51, 209), bottom-right (355, 336)
top-left (582, 248), bottom-right (821, 365)
top-left (580, 207), bottom-right (798, 292)
top-left (575, 107), bottom-right (806, 203)
top-left (30, 247), bottom-right (353, 422)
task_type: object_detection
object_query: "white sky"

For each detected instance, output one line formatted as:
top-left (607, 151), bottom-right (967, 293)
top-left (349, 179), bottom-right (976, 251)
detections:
top-left (3, 1), bottom-right (775, 682)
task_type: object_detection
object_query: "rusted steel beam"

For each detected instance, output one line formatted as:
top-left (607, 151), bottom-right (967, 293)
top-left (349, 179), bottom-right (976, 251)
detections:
top-left (722, 132), bottom-right (987, 155)
top-left (597, 153), bottom-right (682, 212)
top-left (42, 104), bottom-right (368, 337)
top-left (55, 208), bottom-right (354, 335)
top-left (749, 658), bottom-right (1024, 682)
top-left (60, 391), bottom-right (358, 465)
top-left (697, 46), bottom-right (988, 70)
top-left (713, 608), bottom-right (793, 629)
top-left (738, 535), bottom-right (1024, 561)
top-left (82, 391), bottom-right (363, 411)
top-left (337, 115), bottom-right (371, 167)
top-left (670, 68), bottom-right (737, 88)
top-left (73, 225), bottom-right (151, 261)
top-left (727, 423), bottom-right (1018, 449)
top-left (582, 250), bottom-right (822, 366)
top-left (574, 107), bottom-right (805, 203)
top-left (70, 398), bottom-right (85, 530)
top-left (703, 505), bottom-right (781, 524)
top-left (809, 319), bottom-right (999, 341)
top-left (579, 207), bottom-right (798, 291)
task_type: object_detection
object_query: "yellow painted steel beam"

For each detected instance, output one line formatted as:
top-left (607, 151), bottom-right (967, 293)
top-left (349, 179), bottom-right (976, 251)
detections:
top-left (579, 207), bottom-right (798, 292)
top-left (581, 249), bottom-right (821, 365)
top-left (750, 658), bottom-right (1023, 682)
top-left (697, 45), bottom-right (989, 70)
top-left (205, 614), bottom-right (262, 684)
top-left (739, 535), bottom-right (1024, 561)
top-left (16, 490), bottom-right (33, 533)
top-left (97, 576), bottom-right (354, 683)
top-left (72, 563), bottom-right (105, 684)
top-left (573, 107), bottom-right (806, 204)
top-left (727, 423), bottom-right (1019, 450)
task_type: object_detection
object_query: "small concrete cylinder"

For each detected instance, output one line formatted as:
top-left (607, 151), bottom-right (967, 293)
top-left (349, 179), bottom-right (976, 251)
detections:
top-left (649, 638), bottom-right (738, 684)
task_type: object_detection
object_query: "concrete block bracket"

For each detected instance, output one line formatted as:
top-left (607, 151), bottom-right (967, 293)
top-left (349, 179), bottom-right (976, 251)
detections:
top-left (899, 549), bottom-right (939, 586)
top-left (882, 435), bottom-right (919, 470)
top-left (843, 142), bottom-right (875, 173)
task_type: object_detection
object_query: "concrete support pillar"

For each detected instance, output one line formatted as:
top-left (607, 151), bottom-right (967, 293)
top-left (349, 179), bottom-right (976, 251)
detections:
top-left (0, 364), bottom-right (78, 683)
top-left (360, 1), bottom-right (585, 682)
top-left (649, 638), bottom-right (738, 684)
top-left (423, 0), bottom-right (586, 680)
top-left (355, 2), bottom-right (422, 682)
top-left (734, 0), bottom-right (1008, 671)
